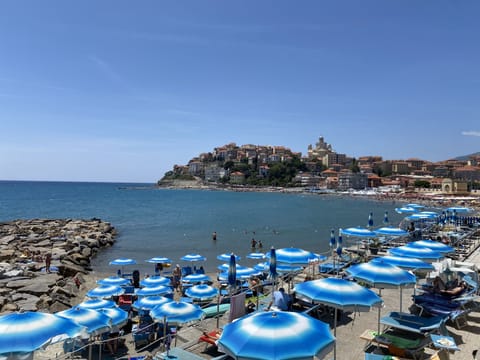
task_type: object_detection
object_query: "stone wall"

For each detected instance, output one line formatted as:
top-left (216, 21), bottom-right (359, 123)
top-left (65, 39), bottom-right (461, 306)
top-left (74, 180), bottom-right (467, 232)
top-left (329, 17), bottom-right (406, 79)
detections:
top-left (0, 218), bottom-right (116, 314)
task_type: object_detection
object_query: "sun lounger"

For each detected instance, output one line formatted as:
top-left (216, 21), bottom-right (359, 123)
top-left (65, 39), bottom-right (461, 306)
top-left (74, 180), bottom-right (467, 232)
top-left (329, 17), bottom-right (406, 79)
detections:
top-left (198, 329), bottom-right (222, 351)
top-left (360, 328), bottom-right (433, 360)
top-left (380, 311), bottom-right (448, 335)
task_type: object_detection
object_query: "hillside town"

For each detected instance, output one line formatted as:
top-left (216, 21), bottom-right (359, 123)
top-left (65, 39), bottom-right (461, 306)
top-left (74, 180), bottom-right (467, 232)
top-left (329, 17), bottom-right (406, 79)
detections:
top-left (158, 136), bottom-right (480, 198)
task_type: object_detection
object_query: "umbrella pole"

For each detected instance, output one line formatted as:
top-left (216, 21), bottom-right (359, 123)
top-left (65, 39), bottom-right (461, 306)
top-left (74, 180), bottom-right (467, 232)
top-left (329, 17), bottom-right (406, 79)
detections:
top-left (163, 315), bottom-right (167, 352)
top-left (88, 337), bottom-right (92, 360)
top-left (377, 289), bottom-right (382, 337)
top-left (333, 307), bottom-right (338, 360)
top-left (400, 287), bottom-right (403, 312)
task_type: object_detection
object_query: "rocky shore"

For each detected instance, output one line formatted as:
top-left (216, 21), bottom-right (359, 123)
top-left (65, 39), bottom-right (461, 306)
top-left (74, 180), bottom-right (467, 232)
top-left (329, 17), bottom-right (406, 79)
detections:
top-left (0, 218), bottom-right (117, 315)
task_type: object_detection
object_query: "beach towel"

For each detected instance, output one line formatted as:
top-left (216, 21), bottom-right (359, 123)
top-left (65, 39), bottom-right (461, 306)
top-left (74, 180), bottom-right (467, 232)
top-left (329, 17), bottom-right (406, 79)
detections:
top-left (228, 292), bottom-right (246, 323)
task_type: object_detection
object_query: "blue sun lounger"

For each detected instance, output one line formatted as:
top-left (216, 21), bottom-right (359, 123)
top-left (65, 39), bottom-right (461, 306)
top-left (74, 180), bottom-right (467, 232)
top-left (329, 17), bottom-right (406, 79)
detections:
top-left (380, 311), bottom-right (448, 335)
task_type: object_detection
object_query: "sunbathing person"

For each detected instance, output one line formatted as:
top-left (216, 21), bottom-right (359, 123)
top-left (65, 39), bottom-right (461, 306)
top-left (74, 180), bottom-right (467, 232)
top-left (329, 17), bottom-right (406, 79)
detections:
top-left (440, 281), bottom-right (467, 297)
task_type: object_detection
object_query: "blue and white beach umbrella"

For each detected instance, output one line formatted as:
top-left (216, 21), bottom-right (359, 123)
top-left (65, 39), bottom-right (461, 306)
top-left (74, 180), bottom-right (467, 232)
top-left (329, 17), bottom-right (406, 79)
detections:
top-left (407, 212), bottom-right (437, 221)
top-left (86, 285), bottom-right (125, 299)
top-left (135, 284), bottom-right (172, 297)
top-left (371, 256), bottom-right (434, 272)
top-left (217, 311), bottom-right (335, 360)
top-left (294, 278), bottom-right (382, 360)
top-left (388, 245), bottom-right (443, 262)
top-left (405, 203), bottom-right (424, 209)
top-left (57, 307), bottom-right (112, 336)
top-left (374, 227), bottom-right (408, 237)
top-left (266, 247), bottom-right (316, 265)
top-left (269, 247), bottom-right (277, 280)
top-left (408, 239), bottom-right (455, 254)
top-left (100, 307), bottom-right (129, 328)
top-left (181, 254), bottom-right (206, 262)
top-left (219, 266), bottom-right (259, 281)
top-left (182, 273), bottom-right (211, 284)
top-left (133, 296), bottom-right (172, 311)
top-left (146, 257), bottom-right (172, 264)
top-left (253, 262), bottom-right (302, 274)
top-left (228, 253), bottom-right (237, 289)
top-left (395, 206), bottom-right (418, 214)
top-left (185, 284), bottom-right (219, 301)
top-left (217, 253), bottom-right (241, 262)
top-left (330, 229), bottom-right (336, 248)
top-left (150, 301), bottom-right (205, 325)
top-left (0, 311), bottom-right (87, 355)
top-left (246, 252), bottom-right (266, 260)
top-left (347, 261), bottom-right (416, 289)
top-left (97, 276), bottom-right (131, 287)
top-left (368, 212), bottom-right (374, 228)
top-left (109, 258), bottom-right (137, 266)
top-left (77, 299), bottom-right (116, 310)
top-left (445, 206), bottom-right (473, 213)
top-left (340, 227), bottom-right (376, 237)
top-left (140, 275), bottom-right (171, 287)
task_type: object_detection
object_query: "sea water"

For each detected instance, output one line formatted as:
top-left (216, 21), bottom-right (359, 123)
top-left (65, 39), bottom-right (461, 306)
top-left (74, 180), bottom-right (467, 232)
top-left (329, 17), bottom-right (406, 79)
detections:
top-left (0, 181), bottom-right (406, 274)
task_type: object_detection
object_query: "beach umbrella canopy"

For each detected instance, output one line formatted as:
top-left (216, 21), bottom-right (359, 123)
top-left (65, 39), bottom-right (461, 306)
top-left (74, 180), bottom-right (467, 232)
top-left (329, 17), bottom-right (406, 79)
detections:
top-left (182, 273), bottom-right (211, 283)
top-left (395, 206), bottom-right (418, 214)
top-left (86, 285), bottom-right (125, 299)
top-left (133, 296), bottom-right (172, 311)
top-left (57, 307), bottom-right (111, 336)
top-left (408, 240), bottom-right (455, 254)
top-left (135, 284), bottom-right (172, 297)
top-left (253, 262), bottom-right (303, 274)
top-left (99, 307), bottom-right (129, 328)
top-left (294, 277), bottom-right (381, 360)
top-left (405, 203), bottom-right (424, 209)
top-left (347, 261), bottom-right (416, 289)
top-left (445, 206), bottom-right (473, 213)
top-left (77, 299), bottom-right (116, 310)
top-left (180, 254), bottom-right (206, 262)
top-left (266, 247), bottom-right (316, 265)
top-left (217, 311), bottom-right (335, 360)
top-left (371, 256), bottom-right (434, 272)
top-left (97, 276), bottom-right (131, 287)
top-left (109, 258), bottom-right (137, 266)
top-left (218, 266), bottom-right (260, 281)
top-left (340, 227), bottom-right (376, 237)
top-left (407, 213), bottom-right (437, 221)
top-left (146, 257), bottom-right (172, 264)
top-left (246, 252), bottom-right (266, 259)
top-left (140, 275), bottom-right (171, 287)
top-left (185, 284), bottom-right (219, 301)
top-left (374, 227), bottom-right (408, 237)
top-left (217, 253), bottom-right (241, 262)
top-left (388, 245), bottom-right (443, 262)
top-left (150, 301), bottom-right (205, 325)
top-left (228, 253), bottom-right (237, 289)
top-left (368, 212), bottom-right (374, 228)
top-left (0, 311), bottom-right (87, 354)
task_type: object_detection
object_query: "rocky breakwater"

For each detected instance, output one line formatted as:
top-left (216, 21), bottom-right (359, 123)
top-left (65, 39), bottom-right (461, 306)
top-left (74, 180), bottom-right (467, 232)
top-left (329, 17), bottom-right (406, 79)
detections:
top-left (0, 218), bottom-right (117, 315)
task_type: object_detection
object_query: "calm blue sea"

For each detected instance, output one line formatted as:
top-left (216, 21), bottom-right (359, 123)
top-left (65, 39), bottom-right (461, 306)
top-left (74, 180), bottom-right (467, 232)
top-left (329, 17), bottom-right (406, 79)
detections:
top-left (0, 181), bottom-right (407, 274)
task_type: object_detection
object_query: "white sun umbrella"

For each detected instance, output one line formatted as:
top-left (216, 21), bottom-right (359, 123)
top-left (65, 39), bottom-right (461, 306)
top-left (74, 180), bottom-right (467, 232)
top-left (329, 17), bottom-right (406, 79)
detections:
top-left (254, 262), bottom-right (303, 274)
top-left (146, 257), bottom-right (172, 264)
top-left (99, 307), bottom-right (129, 329)
top-left (135, 284), bottom-right (172, 297)
top-left (395, 206), bottom-right (418, 214)
top-left (109, 258), bottom-right (137, 277)
top-left (445, 206), bottom-right (473, 213)
top-left (218, 266), bottom-right (260, 281)
top-left (371, 256), bottom-right (434, 272)
top-left (57, 307), bottom-right (112, 337)
top-left (180, 254), bottom-right (206, 262)
top-left (87, 285), bottom-right (125, 299)
top-left (140, 275), bottom-right (171, 287)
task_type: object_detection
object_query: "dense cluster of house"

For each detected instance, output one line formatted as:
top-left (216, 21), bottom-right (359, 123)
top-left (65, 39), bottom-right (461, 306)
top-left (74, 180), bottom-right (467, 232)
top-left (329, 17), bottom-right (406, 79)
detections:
top-left (164, 136), bottom-right (480, 194)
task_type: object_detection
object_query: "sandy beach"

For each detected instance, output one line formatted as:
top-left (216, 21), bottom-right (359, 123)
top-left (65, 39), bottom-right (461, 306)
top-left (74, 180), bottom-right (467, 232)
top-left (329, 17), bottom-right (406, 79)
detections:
top-left (33, 229), bottom-right (480, 360)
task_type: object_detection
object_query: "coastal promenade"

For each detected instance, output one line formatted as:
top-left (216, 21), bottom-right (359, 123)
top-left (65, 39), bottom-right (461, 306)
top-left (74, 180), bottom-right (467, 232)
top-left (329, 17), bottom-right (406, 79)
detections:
top-left (38, 230), bottom-right (480, 360)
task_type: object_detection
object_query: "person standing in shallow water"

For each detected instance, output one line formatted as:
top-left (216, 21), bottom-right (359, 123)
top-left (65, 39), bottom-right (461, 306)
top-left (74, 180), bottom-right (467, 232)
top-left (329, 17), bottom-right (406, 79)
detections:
top-left (212, 231), bottom-right (217, 241)
top-left (251, 238), bottom-right (257, 249)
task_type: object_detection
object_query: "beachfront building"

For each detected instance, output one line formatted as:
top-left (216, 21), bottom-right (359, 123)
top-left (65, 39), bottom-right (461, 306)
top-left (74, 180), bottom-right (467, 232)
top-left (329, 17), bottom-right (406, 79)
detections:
top-left (205, 165), bottom-right (227, 182)
top-left (230, 171), bottom-right (246, 184)
top-left (338, 171), bottom-right (368, 190)
top-left (294, 172), bottom-right (321, 187)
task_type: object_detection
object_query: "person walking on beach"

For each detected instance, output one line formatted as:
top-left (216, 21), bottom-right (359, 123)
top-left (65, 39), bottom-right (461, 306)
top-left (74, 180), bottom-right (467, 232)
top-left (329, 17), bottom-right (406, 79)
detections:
top-left (172, 264), bottom-right (182, 292)
top-left (45, 252), bottom-right (52, 273)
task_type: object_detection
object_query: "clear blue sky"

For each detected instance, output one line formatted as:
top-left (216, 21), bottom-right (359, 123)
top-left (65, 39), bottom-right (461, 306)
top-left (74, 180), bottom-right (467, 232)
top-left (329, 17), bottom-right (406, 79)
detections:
top-left (1, 1), bottom-right (479, 183)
